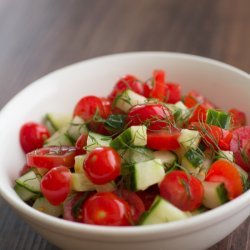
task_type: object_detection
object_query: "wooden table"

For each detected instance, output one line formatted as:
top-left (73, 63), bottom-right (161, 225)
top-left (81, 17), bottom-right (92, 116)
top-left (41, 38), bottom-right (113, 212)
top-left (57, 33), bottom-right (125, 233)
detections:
top-left (0, 0), bottom-right (249, 249)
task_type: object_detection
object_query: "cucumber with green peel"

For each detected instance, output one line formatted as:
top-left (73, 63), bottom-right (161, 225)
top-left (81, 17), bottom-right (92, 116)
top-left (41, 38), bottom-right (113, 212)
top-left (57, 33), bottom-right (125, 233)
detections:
top-left (178, 129), bottom-right (201, 150)
top-left (119, 147), bottom-right (154, 164)
top-left (85, 131), bottom-right (112, 151)
top-left (44, 128), bottom-right (73, 146)
top-left (174, 101), bottom-right (190, 126)
top-left (139, 196), bottom-right (190, 225)
top-left (153, 150), bottom-right (177, 168)
top-left (16, 170), bottom-right (41, 193)
top-left (110, 125), bottom-right (147, 149)
top-left (67, 116), bottom-right (87, 141)
top-left (206, 109), bottom-right (231, 129)
top-left (182, 149), bottom-right (203, 174)
top-left (114, 89), bottom-right (147, 113)
top-left (196, 157), bottom-right (212, 181)
top-left (33, 197), bottom-right (63, 217)
top-left (74, 155), bottom-right (86, 173)
top-left (14, 184), bottom-right (39, 201)
top-left (233, 163), bottom-right (249, 191)
top-left (129, 159), bottom-right (165, 191)
top-left (202, 181), bottom-right (228, 209)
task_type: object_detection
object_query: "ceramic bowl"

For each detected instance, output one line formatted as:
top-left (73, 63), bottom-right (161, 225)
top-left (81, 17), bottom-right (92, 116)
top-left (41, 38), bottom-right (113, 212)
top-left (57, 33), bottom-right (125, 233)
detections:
top-left (0, 52), bottom-right (249, 250)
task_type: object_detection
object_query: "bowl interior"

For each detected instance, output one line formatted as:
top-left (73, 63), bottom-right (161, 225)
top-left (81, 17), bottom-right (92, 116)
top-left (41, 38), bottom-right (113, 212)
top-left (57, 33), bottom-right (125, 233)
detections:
top-left (0, 52), bottom-right (249, 235)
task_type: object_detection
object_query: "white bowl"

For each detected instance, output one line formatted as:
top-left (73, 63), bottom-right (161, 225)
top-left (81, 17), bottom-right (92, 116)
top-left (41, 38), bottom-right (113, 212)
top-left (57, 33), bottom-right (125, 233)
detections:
top-left (0, 52), bottom-right (249, 250)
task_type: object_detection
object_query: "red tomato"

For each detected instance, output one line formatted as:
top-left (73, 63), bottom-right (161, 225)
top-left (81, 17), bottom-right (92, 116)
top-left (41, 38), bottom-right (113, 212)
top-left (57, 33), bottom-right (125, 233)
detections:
top-left (41, 166), bottom-right (71, 206)
top-left (108, 75), bottom-right (144, 101)
top-left (20, 122), bottom-right (50, 153)
top-left (119, 190), bottom-right (145, 223)
top-left (165, 83), bottom-right (181, 104)
top-left (229, 108), bottom-right (246, 129)
top-left (189, 122), bottom-right (232, 150)
top-left (188, 104), bottom-right (208, 124)
top-left (26, 146), bottom-right (76, 169)
top-left (84, 147), bottom-right (121, 185)
top-left (100, 97), bottom-right (111, 116)
top-left (83, 192), bottom-right (131, 226)
top-left (75, 131), bottom-right (88, 155)
top-left (230, 126), bottom-right (250, 172)
top-left (73, 96), bottom-right (109, 122)
top-left (205, 159), bottom-right (243, 199)
top-left (147, 129), bottom-right (180, 150)
top-left (184, 91), bottom-right (215, 109)
top-left (159, 170), bottom-right (204, 211)
top-left (127, 103), bottom-right (174, 131)
top-left (150, 70), bottom-right (166, 101)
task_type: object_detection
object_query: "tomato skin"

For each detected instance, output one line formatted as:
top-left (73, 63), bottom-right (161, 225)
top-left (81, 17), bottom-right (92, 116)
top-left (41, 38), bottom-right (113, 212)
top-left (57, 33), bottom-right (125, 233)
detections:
top-left (184, 91), bottom-right (215, 109)
top-left (108, 75), bottom-right (144, 101)
top-left (188, 104), bottom-right (208, 124)
top-left (26, 146), bottom-right (76, 169)
top-left (165, 83), bottom-right (181, 104)
top-left (83, 192), bottom-right (131, 226)
top-left (205, 159), bottom-right (243, 199)
top-left (75, 132), bottom-right (88, 155)
top-left (147, 129), bottom-right (180, 150)
top-left (230, 126), bottom-right (250, 172)
top-left (150, 70), bottom-right (166, 101)
top-left (119, 190), bottom-right (145, 223)
top-left (41, 166), bottom-right (71, 206)
top-left (84, 147), bottom-right (121, 185)
top-left (159, 170), bottom-right (204, 211)
top-left (20, 122), bottom-right (50, 153)
top-left (127, 103), bottom-right (174, 131)
top-left (73, 96), bottom-right (108, 122)
top-left (229, 108), bottom-right (246, 129)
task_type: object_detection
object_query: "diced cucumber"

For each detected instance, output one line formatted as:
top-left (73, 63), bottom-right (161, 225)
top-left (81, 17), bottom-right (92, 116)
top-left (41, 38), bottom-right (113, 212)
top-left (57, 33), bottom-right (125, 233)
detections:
top-left (95, 181), bottom-right (116, 193)
top-left (216, 150), bottom-right (234, 162)
top-left (139, 196), bottom-right (190, 225)
top-left (153, 150), bottom-right (177, 168)
top-left (32, 167), bottom-right (48, 177)
top-left (182, 149), bottom-right (203, 174)
top-left (119, 147), bottom-right (154, 164)
top-left (174, 101), bottom-right (191, 126)
top-left (129, 159), bottom-right (165, 191)
top-left (86, 131), bottom-right (112, 151)
top-left (16, 170), bottom-right (41, 193)
top-left (14, 184), bottom-right (39, 201)
top-left (44, 113), bottom-right (71, 133)
top-left (44, 129), bottom-right (73, 146)
top-left (71, 172), bottom-right (96, 192)
top-left (178, 129), bottom-right (201, 150)
top-left (234, 163), bottom-right (249, 191)
top-left (202, 181), bottom-right (228, 209)
top-left (206, 109), bottom-right (231, 129)
top-left (111, 125), bottom-right (147, 149)
top-left (33, 197), bottom-right (63, 217)
top-left (74, 155), bottom-right (86, 173)
top-left (67, 116), bottom-right (87, 141)
top-left (196, 157), bottom-right (212, 181)
top-left (114, 89), bottom-right (147, 112)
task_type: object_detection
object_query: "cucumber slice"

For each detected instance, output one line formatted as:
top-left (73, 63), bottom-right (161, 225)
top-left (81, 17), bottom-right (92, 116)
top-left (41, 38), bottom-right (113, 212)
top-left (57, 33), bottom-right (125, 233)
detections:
top-left (44, 128), bottom-right (73, 146)
top-left (86, 131), bottom-right (112, 151)
top-left (216, 150), bottom-right (234, 162)
top-left (129, 159), bottom-right (165, 191)
top-left (115, 89), bottom-right (147, 112)
top-left (14, 184), bottom-right (39, 201)
top-left (196, 157), bottom-right (212, 181)
top-left (95, 182), bottom-right (116, 193)
top-left (182, 149), bottom-right (203, 174)
top-left (119, 147), bottom-right (154, 164)
top-left (111, 125), bottom-right (147, 149)
top-left (33, 197), bottom-right (63, 217)
top-left (44, 113), bottom-right (71, 133)
top-left (153, 150), bottom-right (177, 168)
top-left (16, 170), bottom-right (41, 193)
top-left (178, 129), bottom-right (201, 150)
top-left (202, 181), bottom-right (228, 209)
top-left (174, 101), bottom-right (190, 126)
top-left (67, 116), bottom-right (87, 141)
top-left (206, 109), bottom-right (231, 129)
top-left (74, 155), bottom-right (86, 173)
top-left (139, 196), bottom-right (190, 225)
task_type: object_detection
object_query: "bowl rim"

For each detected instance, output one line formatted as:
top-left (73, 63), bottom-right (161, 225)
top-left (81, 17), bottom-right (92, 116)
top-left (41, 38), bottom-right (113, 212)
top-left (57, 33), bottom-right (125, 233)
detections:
top-left (0, 51), bottom-right (249, 240)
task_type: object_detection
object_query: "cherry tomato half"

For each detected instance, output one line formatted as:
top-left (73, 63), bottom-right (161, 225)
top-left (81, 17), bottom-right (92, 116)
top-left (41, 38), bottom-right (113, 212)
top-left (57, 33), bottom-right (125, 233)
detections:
top-left (83, 192), bottom-right (131, 226)
top-left (20, 122), bottom-right (50, 153)
top-left (108, 75), bottom-right (144, 101)
top-left (188, 104), bottom-right (208, 124)
top-left (159, 170), bottom-right (204, 211)
top-left (127, 103), bottom-right (174, 131)
top-left (75, 131), bottom-right (88, 155)
top-left (205, 159), bottom-right (243, 199)
top-left (41, 166), bottom-right (71, 206)
top-left (84, 147), bottom-right (121, 185)
top-left (165, 83), bottom-right (181, 104)
top-left (26, 146), bottom-right (76, 169)
top-left (229, 108), bottom-right (247, 129)
top-left (184, 91), bottom-right (215, 109)
top-left (147, 129), bottom-right (180, 150)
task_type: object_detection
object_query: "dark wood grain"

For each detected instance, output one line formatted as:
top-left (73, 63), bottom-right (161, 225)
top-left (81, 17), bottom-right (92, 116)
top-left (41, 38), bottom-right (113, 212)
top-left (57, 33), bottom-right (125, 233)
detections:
top-left (0, 0), bottom-right (249, 249)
